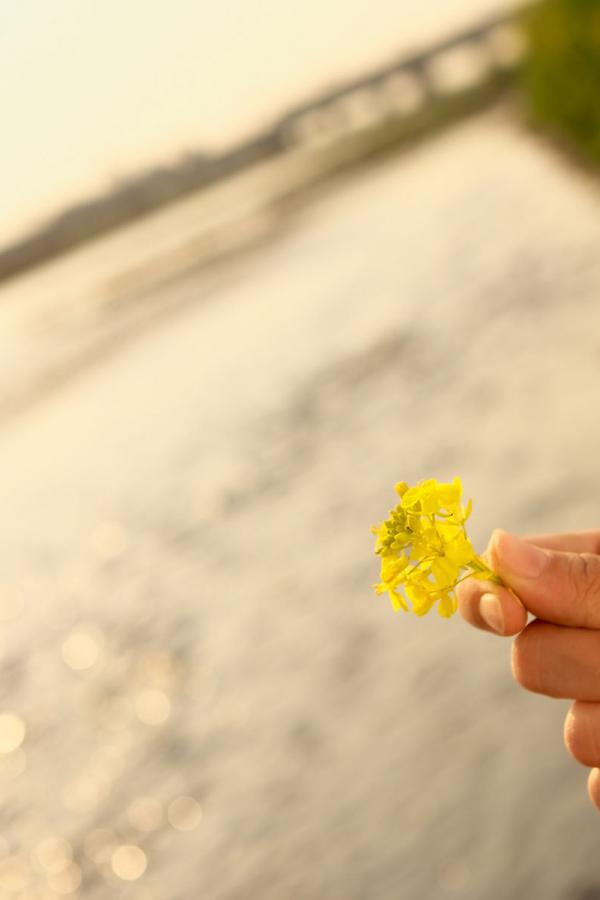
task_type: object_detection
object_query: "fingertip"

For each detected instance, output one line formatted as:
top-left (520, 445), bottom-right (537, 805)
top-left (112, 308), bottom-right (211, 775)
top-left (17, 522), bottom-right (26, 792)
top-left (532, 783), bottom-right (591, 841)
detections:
top-left (457, 578), bottom-right (526, 636)
top-left (563, 701), bottom-right (587, 766)
top-left (564, 702), bottom-right (600, 768)
top-left (588, 768), bottom-right (600, 811)
top-left (563, 701), bottom-right (576, 753)
top-left (498, 587), bottom-right (528, 635)
top-left (479, 592), bottom-right (505, 633)
top-left (481, 588), bottom-right (527, 636)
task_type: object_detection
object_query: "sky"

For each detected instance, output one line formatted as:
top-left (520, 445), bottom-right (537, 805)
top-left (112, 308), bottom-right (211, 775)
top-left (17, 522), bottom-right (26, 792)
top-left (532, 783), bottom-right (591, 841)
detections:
top-left (1, 0), bottom-right (515, 241)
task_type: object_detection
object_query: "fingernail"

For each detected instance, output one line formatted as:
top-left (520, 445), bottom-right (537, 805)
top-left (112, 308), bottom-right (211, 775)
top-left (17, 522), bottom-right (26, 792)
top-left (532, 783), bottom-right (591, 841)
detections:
top-left (492, 530), bottom-right (549, 579)
top-left (479, 592), bottom-right (504, 634)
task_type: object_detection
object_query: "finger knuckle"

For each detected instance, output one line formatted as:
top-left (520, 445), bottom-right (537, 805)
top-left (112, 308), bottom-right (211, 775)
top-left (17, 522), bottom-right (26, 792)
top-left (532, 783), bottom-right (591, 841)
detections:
top-left (568, 554), bottom-right (600, 624)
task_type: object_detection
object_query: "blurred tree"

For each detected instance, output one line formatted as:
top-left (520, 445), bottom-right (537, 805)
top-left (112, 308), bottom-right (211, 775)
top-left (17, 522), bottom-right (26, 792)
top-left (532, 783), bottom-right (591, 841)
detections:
top-left (523, 0), bottom-right (600, 164)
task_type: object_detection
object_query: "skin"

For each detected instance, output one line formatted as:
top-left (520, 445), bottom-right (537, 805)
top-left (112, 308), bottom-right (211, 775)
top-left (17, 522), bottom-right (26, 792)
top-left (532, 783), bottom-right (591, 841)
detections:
top-left (456, 528), bottom-right (600, 812)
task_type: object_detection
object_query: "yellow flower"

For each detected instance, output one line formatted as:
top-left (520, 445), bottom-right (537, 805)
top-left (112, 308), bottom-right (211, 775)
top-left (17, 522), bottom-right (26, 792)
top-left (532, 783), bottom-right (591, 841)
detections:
top-left (372, 477), bottom-right (500, 618)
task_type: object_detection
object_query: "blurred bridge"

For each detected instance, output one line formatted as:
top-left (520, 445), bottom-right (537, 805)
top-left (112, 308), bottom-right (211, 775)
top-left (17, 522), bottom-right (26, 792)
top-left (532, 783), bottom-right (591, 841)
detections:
top-left (274, 9), bottom-right (526, 146)
top-left (0, 8), bottom-right (528, 285)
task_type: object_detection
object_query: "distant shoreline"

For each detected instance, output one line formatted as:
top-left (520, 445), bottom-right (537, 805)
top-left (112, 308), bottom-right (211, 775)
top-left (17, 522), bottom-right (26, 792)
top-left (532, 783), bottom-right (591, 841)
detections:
top-left (0, 8), bottom-right (523, 287)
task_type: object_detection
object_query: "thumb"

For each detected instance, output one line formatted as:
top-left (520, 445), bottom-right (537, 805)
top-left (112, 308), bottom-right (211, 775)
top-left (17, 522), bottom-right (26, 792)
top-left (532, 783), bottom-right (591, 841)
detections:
top-left (489, 529), bottom-right (600, 629)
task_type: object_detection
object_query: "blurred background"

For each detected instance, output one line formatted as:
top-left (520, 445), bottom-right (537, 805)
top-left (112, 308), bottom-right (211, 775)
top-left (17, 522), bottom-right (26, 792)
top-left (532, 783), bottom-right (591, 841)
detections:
top-left (0, 1), bottom-right (600, 897)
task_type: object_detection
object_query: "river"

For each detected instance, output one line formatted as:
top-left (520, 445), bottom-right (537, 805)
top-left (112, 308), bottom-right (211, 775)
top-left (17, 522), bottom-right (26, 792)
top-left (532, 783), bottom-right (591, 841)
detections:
top-left (0, 107), bottom-right (599, 898)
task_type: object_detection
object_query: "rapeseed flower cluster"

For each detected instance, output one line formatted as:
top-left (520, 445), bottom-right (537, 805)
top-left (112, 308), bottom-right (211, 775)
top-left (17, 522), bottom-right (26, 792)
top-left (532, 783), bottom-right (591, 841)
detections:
top-left (372, 477), bottom-right (499, 618)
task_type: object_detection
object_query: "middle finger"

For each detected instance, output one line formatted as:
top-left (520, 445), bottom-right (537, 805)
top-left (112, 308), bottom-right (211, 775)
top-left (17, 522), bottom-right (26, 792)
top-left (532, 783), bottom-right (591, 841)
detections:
top-left (512, 620), bottom-right (600, 700)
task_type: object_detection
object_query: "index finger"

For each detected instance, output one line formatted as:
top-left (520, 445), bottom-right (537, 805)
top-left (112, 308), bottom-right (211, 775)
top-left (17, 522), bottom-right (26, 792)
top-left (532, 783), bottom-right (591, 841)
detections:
top-left (457, 530), bottom-right (600, 635)
top-left (519, 530), bottom-right (600, 555)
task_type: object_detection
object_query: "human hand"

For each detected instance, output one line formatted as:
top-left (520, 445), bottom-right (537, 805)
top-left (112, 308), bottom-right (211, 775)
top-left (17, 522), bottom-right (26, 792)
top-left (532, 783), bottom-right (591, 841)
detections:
top-left (456, 528), bottom-right (600, 812)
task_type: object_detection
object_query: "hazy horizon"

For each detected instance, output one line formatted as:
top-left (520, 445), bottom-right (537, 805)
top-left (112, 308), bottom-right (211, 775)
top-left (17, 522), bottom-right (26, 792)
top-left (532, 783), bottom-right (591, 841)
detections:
top-left (2, 0), bottom-right (518, 243)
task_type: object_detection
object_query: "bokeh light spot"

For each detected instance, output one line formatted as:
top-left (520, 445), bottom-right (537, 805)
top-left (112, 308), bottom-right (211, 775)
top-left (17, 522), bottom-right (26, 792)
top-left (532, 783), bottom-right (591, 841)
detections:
top-left (111, 845), bottom-right (147, 881)
top-left (0, 713), bottom-right (26, 753)
top-left (61, 627), bottom-right (103, 671)
top-left (167, 796), bottom-right (203, 831)
top-left (134, 690), bottom-right (171, 726)
top-left (47, 861), bottom-right (82, 894)
top-left (33, 836), bottom-right (72, 874)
